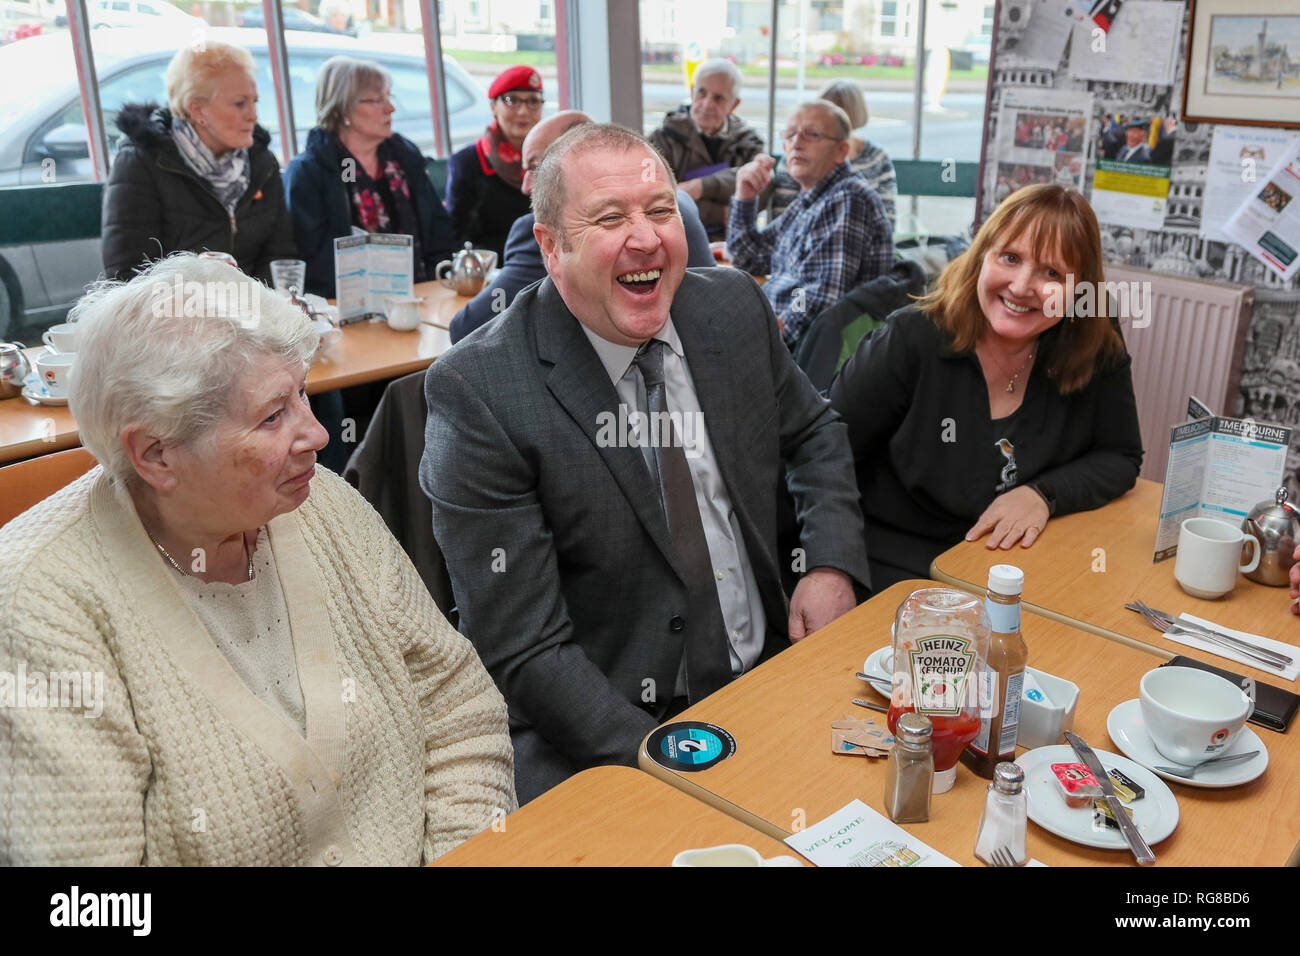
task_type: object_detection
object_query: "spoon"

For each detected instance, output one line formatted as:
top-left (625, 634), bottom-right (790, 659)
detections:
top-left (1152, 750), bottom-right (1260, 778)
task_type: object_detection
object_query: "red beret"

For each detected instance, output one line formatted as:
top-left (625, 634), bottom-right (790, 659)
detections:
top-left (488, 65), bottom-right (543, 99)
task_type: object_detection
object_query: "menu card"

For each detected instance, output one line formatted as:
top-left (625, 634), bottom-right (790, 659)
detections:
top-left (1152, 397), bottom-right (1290, 561)
top-left (784, 799), bottom-right (959, 867)
top-left (334, 233), bottom-right (414, 323)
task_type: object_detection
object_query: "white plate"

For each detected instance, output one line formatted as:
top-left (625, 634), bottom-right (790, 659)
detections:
top-left (861, 646), bottom-right (894, 696)
top-left (1016, 744), bottom-right (1178, 850)
top-left (1106, 698), bottom-right (1268, 789)
top-left (21, 383), bottom-right (68, 406)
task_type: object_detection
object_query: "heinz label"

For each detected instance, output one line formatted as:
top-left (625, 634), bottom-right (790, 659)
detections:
top-left (908, 635), bottom-right (976, 716)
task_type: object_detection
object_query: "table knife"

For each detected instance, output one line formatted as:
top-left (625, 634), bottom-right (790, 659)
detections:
top-left (1064, 731), bottom-right (1155, 865)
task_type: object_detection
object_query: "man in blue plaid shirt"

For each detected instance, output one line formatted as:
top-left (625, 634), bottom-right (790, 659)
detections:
top-left (726, 101), bottom-right (894, 351)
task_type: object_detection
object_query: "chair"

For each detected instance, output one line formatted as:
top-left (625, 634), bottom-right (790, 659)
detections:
top-left (0, 445), bottom-right (97, 527)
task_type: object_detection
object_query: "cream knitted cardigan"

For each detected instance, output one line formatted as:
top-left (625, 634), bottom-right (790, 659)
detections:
top-left (0, 466), bottom-right (516, 865)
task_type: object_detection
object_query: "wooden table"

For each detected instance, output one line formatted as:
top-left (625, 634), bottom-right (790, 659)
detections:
top-left (639, 580), bottom-right (1300, 866)
top-left (431, 765), bottom-right (803, 866)
top-left (930, 478), bottom-right (1299, 687)
top-left (0, 281), bottom-right (466, 463)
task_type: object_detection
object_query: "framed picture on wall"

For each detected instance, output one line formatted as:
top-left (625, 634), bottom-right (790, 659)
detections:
top-left (1181, 0), bottom-right (1300, 128)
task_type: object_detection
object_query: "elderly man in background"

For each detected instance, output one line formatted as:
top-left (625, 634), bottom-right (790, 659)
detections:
top-left (0, 254), bottom-right (515, 865)
top-left (727, 100), bottom-right (894, 352)
top-left (649, 58), bottom-right (764, 235)
top-left (422, 123), bottom-right (870, 803)
top-left (450, 111), bottom-right (715, 343)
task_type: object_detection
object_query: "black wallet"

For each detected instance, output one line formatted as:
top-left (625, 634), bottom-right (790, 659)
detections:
top-left (1161, 656), bottom-right (1298, 733)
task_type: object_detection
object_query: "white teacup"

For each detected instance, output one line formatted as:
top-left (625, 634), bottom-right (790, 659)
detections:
top-left (1139, 666), bottom-right (1254, 765)
top-left (35, 351), bottom-right (75, 396)
top-left (311, 318), bottom-right (342, 354)
top-left (670, 844), bottom-right (803, 867)
top-left (41, 323), bottom-right (79, 353)
top-left (384, 296), bottom-right (423, 332)
top-left (1174, 517), bottom-right (1260, 599)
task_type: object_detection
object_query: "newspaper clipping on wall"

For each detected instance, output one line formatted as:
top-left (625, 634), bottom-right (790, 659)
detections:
top-left (992, 88), bottom-right (1094, 205)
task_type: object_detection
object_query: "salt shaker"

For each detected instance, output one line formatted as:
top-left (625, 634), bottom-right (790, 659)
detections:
top-left (884, 713), bottom-right (933, 823)
top-left (974, 761), bottom-right (1027, 865)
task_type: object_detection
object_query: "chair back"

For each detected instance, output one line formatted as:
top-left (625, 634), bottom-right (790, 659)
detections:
top-left (0, 446), bottom-right (97, 527)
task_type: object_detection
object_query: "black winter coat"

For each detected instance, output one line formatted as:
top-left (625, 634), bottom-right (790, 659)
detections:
top-left (101, 103), bottom-right (297, 284)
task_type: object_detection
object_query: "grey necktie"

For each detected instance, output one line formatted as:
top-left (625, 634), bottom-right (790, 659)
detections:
top-left (633, 339), bottom-right (733, 702)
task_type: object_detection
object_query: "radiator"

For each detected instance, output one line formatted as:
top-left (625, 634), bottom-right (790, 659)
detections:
top-left (1106, 265), bottom-right (1254, 482)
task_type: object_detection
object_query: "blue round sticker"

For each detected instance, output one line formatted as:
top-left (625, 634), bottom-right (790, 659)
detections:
top-left (646, 721), bottom-right (737, 772)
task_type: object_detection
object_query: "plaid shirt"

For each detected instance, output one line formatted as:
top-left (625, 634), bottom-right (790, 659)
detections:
top-left (727, 161), bottom-right (893, 350)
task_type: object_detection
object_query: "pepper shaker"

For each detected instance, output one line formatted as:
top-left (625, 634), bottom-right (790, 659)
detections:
top-left (884, 713), bottom-right (933, 823)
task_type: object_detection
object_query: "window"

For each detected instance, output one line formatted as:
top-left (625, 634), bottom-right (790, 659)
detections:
top-left (881, 0), bottom-right (898, 37)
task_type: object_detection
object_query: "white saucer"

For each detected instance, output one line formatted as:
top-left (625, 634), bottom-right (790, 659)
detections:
top-left (861, 646), bottom-right (893, 696)
top-left (1106, 698), bottom-right (1268, 788)
top-left (21, 384), bottom-right (68, 406)
top-left (1016, 744), bottom-right (1178, 850)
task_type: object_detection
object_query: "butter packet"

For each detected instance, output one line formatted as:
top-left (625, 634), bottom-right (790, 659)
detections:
top-left (832, 718), bottom-right (894, 757)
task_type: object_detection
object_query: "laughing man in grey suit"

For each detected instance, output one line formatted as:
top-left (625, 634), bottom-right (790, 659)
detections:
top-left (421, 124), bottom-right (870, 803)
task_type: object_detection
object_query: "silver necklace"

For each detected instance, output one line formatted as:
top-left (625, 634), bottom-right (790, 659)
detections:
top-left (149, 530), bottom-right (255, 582)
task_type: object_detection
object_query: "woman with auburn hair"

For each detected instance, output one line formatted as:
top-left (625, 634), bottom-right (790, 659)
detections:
top-left (829, 184), bottom-right (1143, 589)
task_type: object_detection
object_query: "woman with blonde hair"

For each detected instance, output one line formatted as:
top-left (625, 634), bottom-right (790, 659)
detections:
top-left (102, 40), bottom-right (297, 283)
top-left (829, 184), bottom-right (1143, 588)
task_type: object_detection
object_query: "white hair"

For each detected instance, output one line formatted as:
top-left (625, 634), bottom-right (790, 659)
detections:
top-left (67, 253), bottom-right (318, 484)
top-left (692, 59), bottom-right (743, 101)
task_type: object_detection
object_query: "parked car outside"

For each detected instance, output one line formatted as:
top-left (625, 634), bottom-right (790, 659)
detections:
top-left (53, 0), bottom-right (204, 30)
top-left (0, 26), bottom-right (490, 339)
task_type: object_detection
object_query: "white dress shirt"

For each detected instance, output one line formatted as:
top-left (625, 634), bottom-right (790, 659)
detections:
top-left (579, 318), bottom-right (767, 686)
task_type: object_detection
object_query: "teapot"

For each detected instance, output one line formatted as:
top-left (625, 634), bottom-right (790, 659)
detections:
top-left (1242, 487), bottom-right (1300, 587)
top-left (435, 242), bottom-right (493, 297)
top-left (1, 341), bottom-right (32, 400)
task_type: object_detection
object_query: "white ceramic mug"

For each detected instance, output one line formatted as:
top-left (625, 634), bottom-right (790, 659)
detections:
top-left (35, 351), bottom-right (75, 396)
top-left (41, 323), bottom-right (79, 353)
top-left (670, 844), bottom-right (803, 867)
top-left (384, 297), bottom-right (423, 332)
top-left (1174, 517), bottom-right (1261, 599)
top-left (1140, 666), bottom-right (1254, 765)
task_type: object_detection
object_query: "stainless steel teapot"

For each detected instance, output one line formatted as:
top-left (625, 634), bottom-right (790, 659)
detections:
top-left (435, 242), bottom-right (492, 297)
top-left (1, 341), bottom-right (32, 400)
top-left (1242, 487), bottom-right (1300, 587)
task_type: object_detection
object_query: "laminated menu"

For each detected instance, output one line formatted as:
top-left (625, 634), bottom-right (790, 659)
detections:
top-left (1152, 397), bottom-right (1291, 561)
top-left (334, 232), bottom-right (414, 323)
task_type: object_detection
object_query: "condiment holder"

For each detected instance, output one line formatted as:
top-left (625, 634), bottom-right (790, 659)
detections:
top-left (1016, 667), bottom-right (1079, 749)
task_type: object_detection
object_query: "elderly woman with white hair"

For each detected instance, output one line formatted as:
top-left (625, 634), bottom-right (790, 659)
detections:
top-left (284, 55), bottom-right (456, 299)
top-left (0, 254), bottom-right (515, 865)
top-left (102, 40), bottom-right (298, 284)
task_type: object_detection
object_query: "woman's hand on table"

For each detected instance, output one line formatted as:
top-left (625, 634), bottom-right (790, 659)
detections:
top-left (965, 486), bottom-right (1050, 550)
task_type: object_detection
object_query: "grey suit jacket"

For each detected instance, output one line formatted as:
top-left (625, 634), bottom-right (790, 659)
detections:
top-left (420, 267), bottom-right (870, 802)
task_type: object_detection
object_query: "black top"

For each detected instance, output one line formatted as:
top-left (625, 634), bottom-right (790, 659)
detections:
top-left (101, 103), bottom-right (298, 284)
top-left (828, 305), bottom-right (1144, 589)
top-left (444, 141), bottom-right (532, 259)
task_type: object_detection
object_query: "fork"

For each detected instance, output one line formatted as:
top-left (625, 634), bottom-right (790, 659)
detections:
top-left (1125, 601), bottom-right (1292, 670)
top-left (1152, 750), bottom-right (1260, 778)
top-left (988, 846), bottom-right (1020, 867)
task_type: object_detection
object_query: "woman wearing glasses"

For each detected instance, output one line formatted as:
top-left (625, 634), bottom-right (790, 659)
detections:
top-left (445, 65), bottom-right (545, 258)
top-left (283, 55), bottom-right (457, 299)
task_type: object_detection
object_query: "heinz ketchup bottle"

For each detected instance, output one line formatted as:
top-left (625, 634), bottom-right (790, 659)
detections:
top-left (888, 588), bottom-right (989, 794)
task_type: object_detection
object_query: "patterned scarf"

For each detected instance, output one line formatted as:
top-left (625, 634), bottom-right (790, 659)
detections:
top-left (169, 114), bottom-right (250, 214)
top-left (474, 120), bottom-right (524, 191)
top-left (345, 141), bottom-right (427, 280)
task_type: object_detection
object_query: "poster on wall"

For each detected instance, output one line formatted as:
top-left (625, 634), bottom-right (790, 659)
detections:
top-left (1221, 137), bottom-right (1300, 280)
top-left (991, 88), bottom-right (1094, 205)
top-left (1068, 0), bottom-right (1182, 86)
top-left (1091, 115), bottom-right (1175, 230)
top-left (1201, 126), bottom-right (1300, 241)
